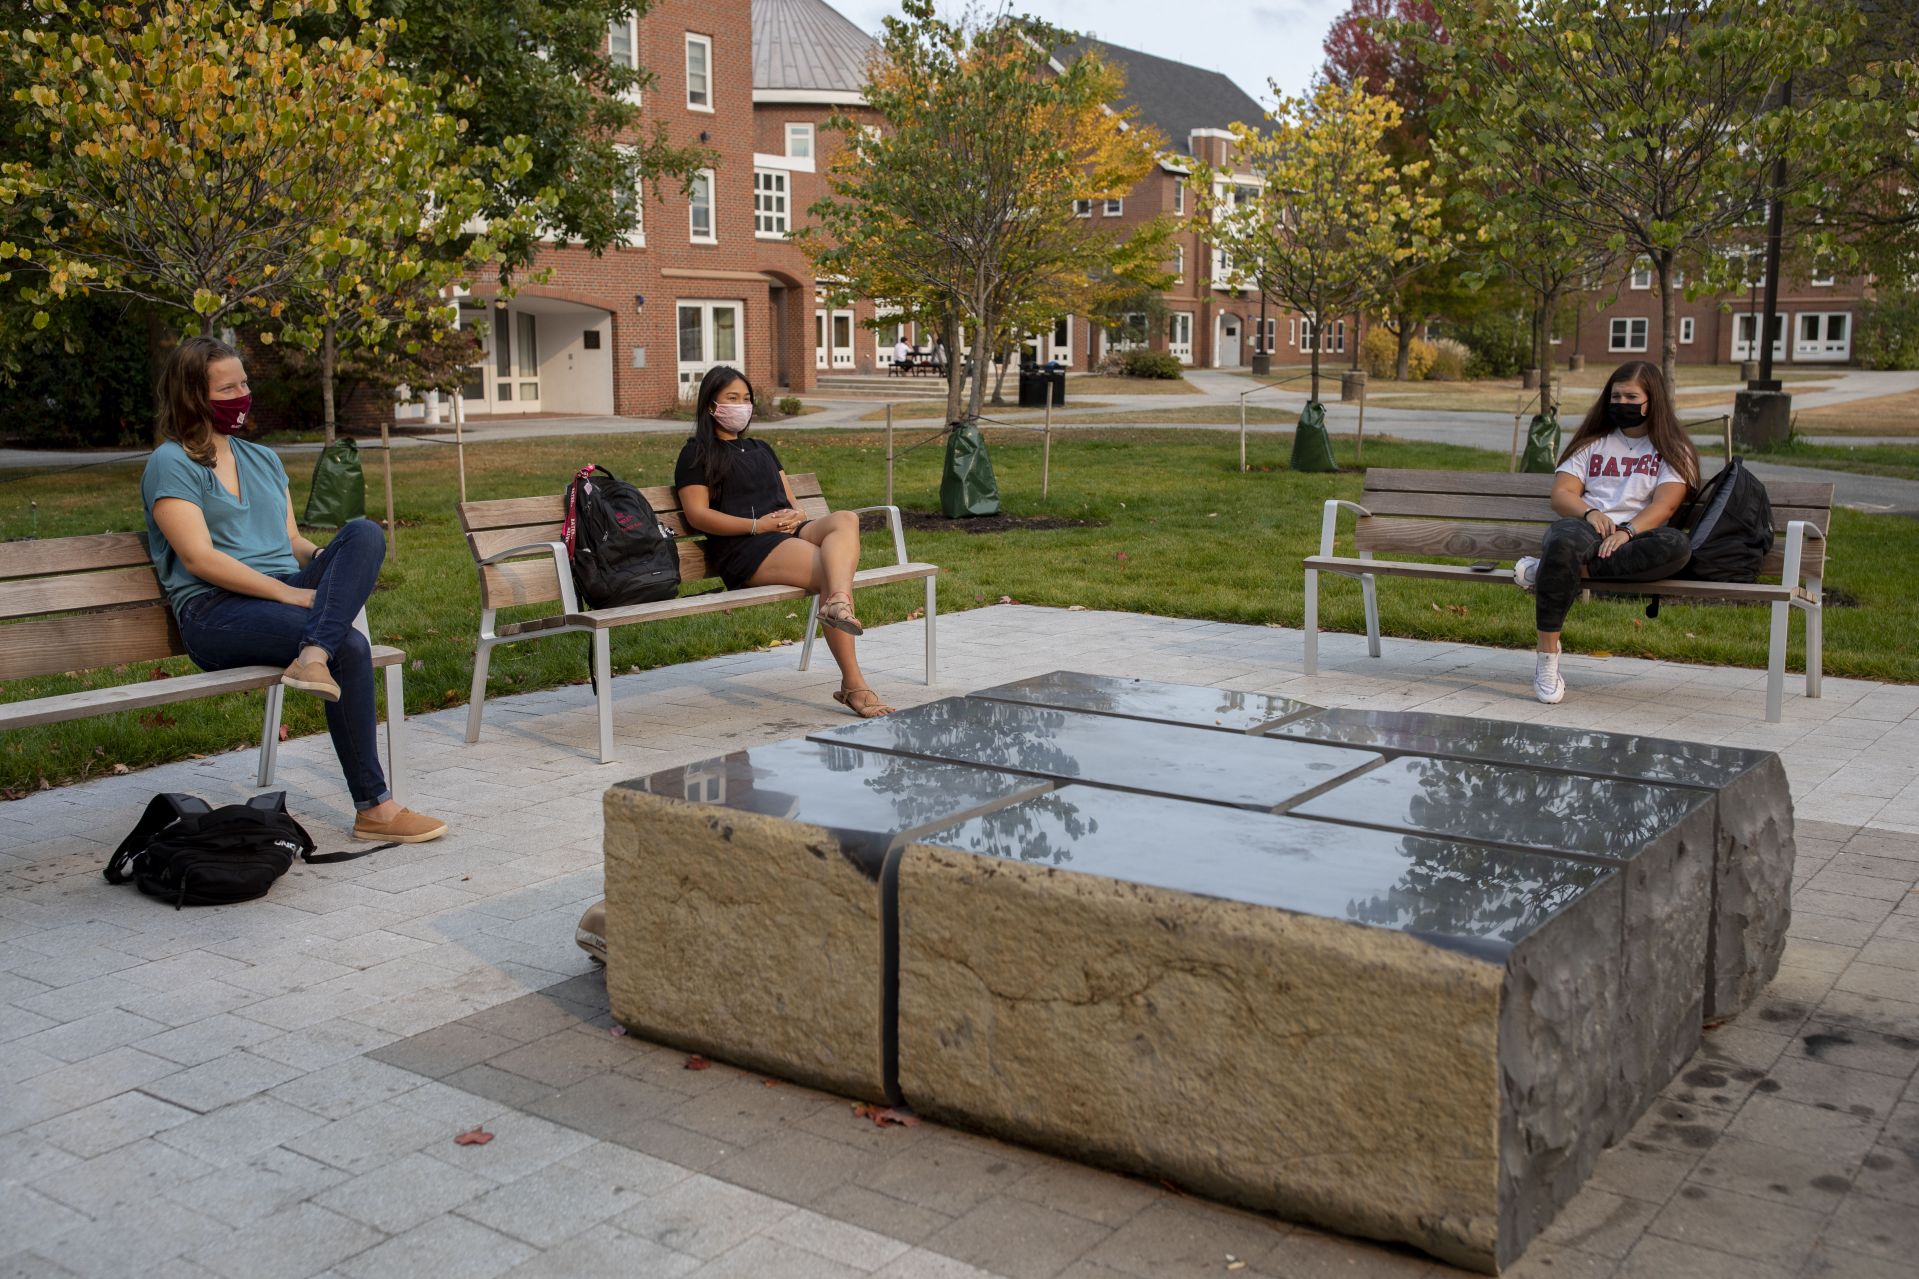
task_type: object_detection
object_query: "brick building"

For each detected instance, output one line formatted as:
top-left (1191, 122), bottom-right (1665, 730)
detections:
top-left (1568, 259), bottom-right (1872, 369)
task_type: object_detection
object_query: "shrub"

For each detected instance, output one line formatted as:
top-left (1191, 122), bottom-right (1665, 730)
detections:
top-left (1448, 310), bottom-right (1531, 379)
top-left (778, 395), bottom-right (804, 416)
top-left (1428, 338), bottom-right (1471, 381)
top-left (1359, 327), bottom-right (1437, 379)
top-left (1118, 349), bottom-right (1183, 379)
top-left (1856, 288), bottom-right (1919, 370)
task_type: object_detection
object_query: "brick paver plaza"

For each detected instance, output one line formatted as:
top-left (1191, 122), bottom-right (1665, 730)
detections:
top-left (4, 606), bottom-right (1915, 1278)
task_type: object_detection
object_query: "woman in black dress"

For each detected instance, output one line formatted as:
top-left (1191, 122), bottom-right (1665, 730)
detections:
top-left (674, 366), bottom-right (894, 717)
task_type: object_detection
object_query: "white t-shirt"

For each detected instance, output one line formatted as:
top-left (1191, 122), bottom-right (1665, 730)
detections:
top-left (893, 340), bottom-right (912, 362)
top-left (1556, 430), bottom-right (1686, 522)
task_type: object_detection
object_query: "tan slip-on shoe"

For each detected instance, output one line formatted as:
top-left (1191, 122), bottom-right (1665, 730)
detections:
top-left (282, 656), bottom-right (341, 702)
top-left (576, 900), bottom-right (607, 966)
top-left (353, 807), bottom-right (448, 844)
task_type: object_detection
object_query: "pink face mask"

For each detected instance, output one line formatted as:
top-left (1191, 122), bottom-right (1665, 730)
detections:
top-left (712, 402), bottom-right (753, 434)
top-left (208, 394), bottom-right (252, 435)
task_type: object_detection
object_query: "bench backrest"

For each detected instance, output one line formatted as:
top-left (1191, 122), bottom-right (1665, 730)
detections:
top-left (457, 471), bottom-right (836, 613)
top-left (0, 532), bottom-right (185, 681)
top-left (1354, 469), bottom-right (1833, 580)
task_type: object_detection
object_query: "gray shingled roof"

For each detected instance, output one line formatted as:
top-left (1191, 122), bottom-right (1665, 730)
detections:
top-left (752, 0), bottom-right (876, 95)
top-left (1055, 38), bottom-right (1267, 150)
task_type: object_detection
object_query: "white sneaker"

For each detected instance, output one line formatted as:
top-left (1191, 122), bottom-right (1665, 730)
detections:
top-left (1513, 556), bottom-right (1540, 593)
top-left (1534, 652), bottom-right (1566, 704)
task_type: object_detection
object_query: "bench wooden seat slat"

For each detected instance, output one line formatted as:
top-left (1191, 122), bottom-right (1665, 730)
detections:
top-left (0, 565), bottom-right (165, 621)
top-left (458, 471), bottom-right (937, 763)
top-left (0, 531), bottom-right (152, 580)
top-left (0, 604), bottom-right (184, 679)
top-left (1304, 468), bottom-right (1834, 723)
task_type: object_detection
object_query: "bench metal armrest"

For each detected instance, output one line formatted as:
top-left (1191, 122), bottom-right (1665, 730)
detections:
top-left (1781, 519), bottom-right (1825, 595)
top-left (476, 540), bottom-right (579, 615)
top-left (846, 505), bottom-right (910, 566)
top-left (1317, 499), bottom-right (1371, 557)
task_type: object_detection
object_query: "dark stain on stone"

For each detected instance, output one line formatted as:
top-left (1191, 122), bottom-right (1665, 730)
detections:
top-left (1680, 1186), bottom-right (1709, 1200)
top-left (1863, 1154), bottom-right (1895, 1170)
top-left (1816, 1102), bottom-right (1840, 1112)
top-left (1769, 1183), bottom-right (1791, 1195)
top-left (1759, 1006), bottom-right (1799, 1023)
top-left (1630, 1141), bottom-right (1661, 1154)
top-left (1654, 1123), bottom-right (1718, 1149)
top-left (1886, 1034), bottom-right (1919, 1051)
top-left (1685, 1067), bottom-right (1729, 1088)
top-left (1811, 1175), bottom-right (1852, 1192)
top-left (1849, 1104), bottom-right (1876, 1119)
top-left (1731, 1067), bottom-right (1764, 1082)
top-left (987, 1162), bottom-right (1007, 1175)
top-left (1711, 1094), bottom-right (1730, 1105)
top-left (1754, 1078), bottom-right (1783, 1094)
top-left (1803, 1031), bottom-right (1854, 1058)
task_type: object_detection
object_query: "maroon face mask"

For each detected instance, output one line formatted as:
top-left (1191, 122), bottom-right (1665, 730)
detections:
top-left (208, 394), bottom-right (252, 435)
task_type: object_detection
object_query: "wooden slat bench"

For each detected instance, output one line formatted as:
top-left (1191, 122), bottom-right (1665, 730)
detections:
top-left (458, 472), bottom-right (939, 763)
top-left (0, 531), bottom-right (408, 790)
top-left (1302, 468), bottom-right (1834, 722)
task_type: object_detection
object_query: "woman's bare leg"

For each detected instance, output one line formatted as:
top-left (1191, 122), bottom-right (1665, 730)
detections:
top-left (748, 538), bottom-right (873, 693)
top-left (797, 510), bottom-right (862, 618)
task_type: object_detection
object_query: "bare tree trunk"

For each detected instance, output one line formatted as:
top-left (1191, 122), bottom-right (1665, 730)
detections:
top-left (1309, 334), bottom-right (1322, 403)
top-left (1656, 252), bottom-right (1678, 392)
top-left (321, 321), bottom-right (338, 446)
top-left (942, 310), bottom-right (964, 423)
top-left (1394, 311), bottom-right (1412, 381)
top-left (990, 342), bottom-right (1012, 405)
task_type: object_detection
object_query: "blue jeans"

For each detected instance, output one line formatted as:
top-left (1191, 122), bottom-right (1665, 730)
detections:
top-left (176, 519), bottom-right (390, 809)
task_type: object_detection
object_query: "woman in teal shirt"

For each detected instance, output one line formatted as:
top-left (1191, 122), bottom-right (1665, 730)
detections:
top-left (142, 337), bottom-right (445, 844)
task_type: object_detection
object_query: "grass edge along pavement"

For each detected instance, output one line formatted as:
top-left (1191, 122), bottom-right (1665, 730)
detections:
top-left (4, 426), bottom-right (1916, 794)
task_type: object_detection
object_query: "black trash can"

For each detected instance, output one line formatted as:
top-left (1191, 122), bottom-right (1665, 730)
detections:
top-left (1017, 369), bottom-right (1046, 408)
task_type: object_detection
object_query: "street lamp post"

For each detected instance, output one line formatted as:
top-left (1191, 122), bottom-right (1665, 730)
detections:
top-left (1732, 77), bottom-right (1793, 450)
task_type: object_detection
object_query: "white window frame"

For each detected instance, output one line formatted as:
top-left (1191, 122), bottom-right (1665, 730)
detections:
top-left (1629, 261), bottom-right (1652, 290)
top-left (676, 300), bottom-right (742, 397)
top-left (1733, 313), bottom-right (1785, 362)
top-left (1259, 318), bottom-right (1277, 353)
top-left (1810, 273), bottom-right (1835, 287)
top-left (1289, 318), bottom-right (1297, 347)
top-left (1609, 317), bottom-right (1649, 352)
top-left (785, 123), bottom-right (814, 161)
top-left (614, 143), bottom-right (645, 248)
top-left (1074, 199), bottom-right (1092, 218)
top-left (1173, 180), bottom-right (1184, 215)
top-left (1104, 198), bottom-right (1124, 217)
top-left (685, 33), bottom-right (713, 112)
top-left (1793, 311), bottom-right (1851, 361)
top-left (1172, 246), bottom-right (1184, 282)
top-left (829, 309), bottom-right (855, 368)
top-left (1169, 311), bottom-right (1194, 364)
top-left (753, 169), bottom-right (788, 239)
top-left (1679, 317), bottom-right (1695, 345)
top-left (1051, 316), bottom-right (1073, 366)
top-left (688, 169), bottom-right (716, 243)
top-left (608, 16), bottom-right (640, 102)
top-left (1300, 318), bottom-right (1316, 349)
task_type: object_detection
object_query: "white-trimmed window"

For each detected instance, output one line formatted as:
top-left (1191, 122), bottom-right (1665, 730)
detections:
top-left (1811, 273), bottom-right (1835, 287)
top-left (1679, 317), bottom-right (1695, 345)
top-left (1052, 316), bottom-right (1072, 365)
top-left (1074, 199), bottom-right (1092, 218)
top-left (689, 169), bottom-right (715, 242)
top-left (1173, 180), bottom-right (1184, 215)
top-left (753, 170), bottom-right (788, 237)
top-left (1260, 318), bottom-right (1277, 353)
top-left (1300, 318), bottom-right (1315, 349)
top-left (1173, 246), bottom-right (1184, 282)
top-left (1629, 260), bottom-right (1652, 290)
top-left (1609, 317), bottom-right (1649, 352)
top-left (613, 144), bottom-right (645, 247)
top-left (785, 123), bottom-right (814, 161)
top-left (1289, 318), bottom-right (1297, 347)
top-left (1104, 198), bottom-right (1124, 216)
top-left (685, 34), bottom-right (712, 110)
top-left (608, 17), bottom-right (638, 70)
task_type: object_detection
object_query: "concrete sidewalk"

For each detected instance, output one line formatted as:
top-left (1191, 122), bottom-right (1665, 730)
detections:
top-left (2, 606), bottom-right (1915, 1278)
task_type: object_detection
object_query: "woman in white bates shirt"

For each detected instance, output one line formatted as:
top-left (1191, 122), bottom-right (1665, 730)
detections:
top-left (1513, 360), bottom-right (1698, 704)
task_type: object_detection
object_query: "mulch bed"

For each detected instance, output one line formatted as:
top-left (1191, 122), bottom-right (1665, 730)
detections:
top-left (875, 510), bottom-right (1105, 535)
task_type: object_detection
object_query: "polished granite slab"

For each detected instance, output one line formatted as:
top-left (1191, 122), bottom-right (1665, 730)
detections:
top-left (899, 786), bottom-right (1625, 1271)
top-left (602, 740), bottom-right (1052, 1100)
top-left (971, 670), bottom-right (1317, 734)
top-left (811, 695), bottom-right (1380, 811)
top-left (1269, 708), bottom-right (1794, 1019)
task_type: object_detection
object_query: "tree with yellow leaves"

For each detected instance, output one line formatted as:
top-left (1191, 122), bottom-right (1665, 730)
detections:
top-left (1191, 80), bottom-right (1447, 406)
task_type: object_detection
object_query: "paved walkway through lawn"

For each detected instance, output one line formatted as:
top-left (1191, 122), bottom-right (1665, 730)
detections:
top-left (3, 606), bottom-right (1916, 1278)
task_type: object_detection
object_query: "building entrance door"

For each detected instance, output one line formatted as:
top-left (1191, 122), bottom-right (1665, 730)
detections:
top-left (677, 301), bottom-right (742, 398)
top-left (1216, 314), bottom-right (1242, 367)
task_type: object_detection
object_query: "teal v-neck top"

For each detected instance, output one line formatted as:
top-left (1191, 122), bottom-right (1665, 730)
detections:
top-left (141, 438), bottom-right (300, 610)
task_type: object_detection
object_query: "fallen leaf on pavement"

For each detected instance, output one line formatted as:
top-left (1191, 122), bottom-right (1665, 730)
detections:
top-left (684, 1054), bottom-right (711, 1071)
top-left (454, 1128), bottom-right (493, 1146)
top-left (609, 1025), bottom-right (627, 1036)
top-left (852, 1103), bottom-right (919, 1128)
top-left (1590, 650), bottom-right (1613, 659)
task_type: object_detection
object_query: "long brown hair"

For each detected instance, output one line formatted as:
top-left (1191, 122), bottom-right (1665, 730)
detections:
top-left (1557, 360), bottom-right (1698, 488)
top-left (155, 336), bottom-right (241, 467)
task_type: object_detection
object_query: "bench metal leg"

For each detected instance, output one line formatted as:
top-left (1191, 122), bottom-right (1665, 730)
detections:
top-left (798, 596), bottom-right (820, 672)
top-left (467, 611), bottom-right (497, 745)
top-left (1803, 586), bottom-right (1823, 700)
top-left (257, 683), bottom-right (284, 787)
top-left (1302, 568), bottom-right (1319, 675)
top-left (1765, 599), bottom-right (1789, 722)
top-left (924, 574), bottom-right (938, 684)
top-left (1361, 572), bottom-right (1381, 659)
top-left (593, 629), bottom-right (614, 764)
top-left (383, 662), bottom-right (406, 803)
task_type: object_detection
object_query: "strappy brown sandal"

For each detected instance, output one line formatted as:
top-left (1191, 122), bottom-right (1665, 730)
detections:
top-left (833, 686), bottom-right (894, 718)
top-left (819, 591), bottom-right (864, 636)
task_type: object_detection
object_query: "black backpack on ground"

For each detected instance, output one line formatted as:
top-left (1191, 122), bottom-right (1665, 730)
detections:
top-left (1677, 458), bottom-right (1776, 583)
top-left (562, 464), bottom-right (681, 610)
top-left (105, 793), bottom-right (369, 909)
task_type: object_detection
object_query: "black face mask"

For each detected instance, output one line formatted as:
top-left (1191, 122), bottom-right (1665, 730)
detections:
top-left (1607, 401), bottom-right (1648, 430)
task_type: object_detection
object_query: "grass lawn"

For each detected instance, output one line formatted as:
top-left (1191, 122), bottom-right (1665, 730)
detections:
top-left (1790, 391), bottom-right (1919, 438)
top-left (5, 427), bottom-right (1916, 794)
top-left (1065, 374), bottom-right (1202, 396)
top-left (1746, 439), bottom-right (1919, 482)
top-left (1361, 368), bottom-right (1830, 416)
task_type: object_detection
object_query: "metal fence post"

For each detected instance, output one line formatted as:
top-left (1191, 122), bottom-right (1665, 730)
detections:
top-left (885, 403), bottom-right (895, 509)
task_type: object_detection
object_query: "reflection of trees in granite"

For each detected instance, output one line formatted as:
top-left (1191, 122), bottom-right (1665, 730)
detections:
top-left (1397, 756), bottom-right (1691, 856)
top-left (1343, 835), bottom-right (1588, 945)
top-left (846, 698), bottom-right (1084, 780)
top-left (998, 673), bottom-right (1263, 723)
top-left (919, 790), bottom-right (1099, 866)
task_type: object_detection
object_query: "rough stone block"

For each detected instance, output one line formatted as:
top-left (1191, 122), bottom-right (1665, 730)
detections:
top-left (971, 670), bottom-right (1317, 733)
top-left (898, 786), bottom-right (1623, 1273)
top-left (1269, 710), bottom-right (1793, 1018)
top-left (602, 739), bottom-right (1049, 1100)
top-left (812, 696), bottom-right (1377, 811)
top-left (1287, 755), bottom-right (1717, 1135)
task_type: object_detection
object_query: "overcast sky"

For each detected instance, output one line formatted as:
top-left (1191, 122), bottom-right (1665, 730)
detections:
top-left (832, 1), bottom-right (1351, 109)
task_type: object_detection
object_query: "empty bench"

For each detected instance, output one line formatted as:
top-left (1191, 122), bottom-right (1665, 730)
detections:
top-left (0, 531), bottom-right (407, 791)
top-left (1302, 468), bottom-right (1834, 721)
top-left (458, 472), bottom-right (939, 763)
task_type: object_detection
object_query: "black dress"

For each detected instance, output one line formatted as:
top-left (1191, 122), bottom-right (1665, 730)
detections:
top-left (673, 437), bottom-right (806, 589)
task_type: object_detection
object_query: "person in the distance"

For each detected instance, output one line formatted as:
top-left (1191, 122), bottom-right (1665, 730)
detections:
top-left (1513, 359), bottom-right (1696, 705)
top-left (141, 336), bottom-right (445, 843)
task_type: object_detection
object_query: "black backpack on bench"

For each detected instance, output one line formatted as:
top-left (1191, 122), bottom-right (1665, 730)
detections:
top-left (105, 793), bottom-right (369, 909)
top-left (1644, 457), bottom-right (1777, 619)
top-left (562, 464), bottom-right (681, 609)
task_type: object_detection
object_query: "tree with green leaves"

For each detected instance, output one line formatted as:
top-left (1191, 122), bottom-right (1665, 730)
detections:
top-left (1417, 0), bottom-right (1871, 391)
top-left (1191, 80), bottom-right (1447, 403)
top-left (802, 0), bottom-right (1168, 422)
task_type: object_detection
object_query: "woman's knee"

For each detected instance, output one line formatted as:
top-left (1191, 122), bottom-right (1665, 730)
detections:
top-left (331, 627), bottom-right (372, 669)
top-left (825, 510), bottom-right (859, 537)
top-left (1540, 517), bottom-right (1590, 553)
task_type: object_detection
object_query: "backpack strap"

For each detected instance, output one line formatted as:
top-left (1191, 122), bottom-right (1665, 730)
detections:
top-left (106, 793), bottom-right (208, 884)
top-left (304, 841), bottom-right (394, 865)
top-left (562, 463), bottom-right (598, 559)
